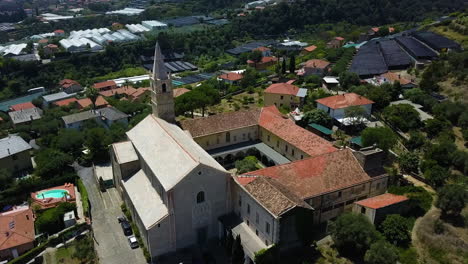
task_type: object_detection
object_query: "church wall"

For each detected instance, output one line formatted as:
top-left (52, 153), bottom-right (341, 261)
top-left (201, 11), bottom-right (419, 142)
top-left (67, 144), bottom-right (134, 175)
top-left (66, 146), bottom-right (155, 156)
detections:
top-left (259, 127), bottom-right (309, 161)
top-left (193, 125), bottom-right (259, 150)
top-left (171, 164), bottom-right (229, 249)
top-left (147, 217), bottom-right (172, 257)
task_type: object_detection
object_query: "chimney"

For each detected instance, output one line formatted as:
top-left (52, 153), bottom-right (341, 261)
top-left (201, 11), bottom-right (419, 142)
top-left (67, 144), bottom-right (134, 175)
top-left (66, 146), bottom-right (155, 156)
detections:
top-left (7, 148), bottom-right (10, 155)
top-left (30, 115), bottom-right (33, 120)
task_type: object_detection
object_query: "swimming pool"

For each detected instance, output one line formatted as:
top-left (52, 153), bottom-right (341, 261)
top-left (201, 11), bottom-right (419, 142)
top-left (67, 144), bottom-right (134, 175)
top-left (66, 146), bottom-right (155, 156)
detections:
top-left (36, 189), bottom-right (69, 199)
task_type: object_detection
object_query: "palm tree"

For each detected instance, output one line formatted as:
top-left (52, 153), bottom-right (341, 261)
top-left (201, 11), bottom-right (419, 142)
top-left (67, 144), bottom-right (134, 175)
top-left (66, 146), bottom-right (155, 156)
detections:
top-left (85, 87), bottom-right (99, 109)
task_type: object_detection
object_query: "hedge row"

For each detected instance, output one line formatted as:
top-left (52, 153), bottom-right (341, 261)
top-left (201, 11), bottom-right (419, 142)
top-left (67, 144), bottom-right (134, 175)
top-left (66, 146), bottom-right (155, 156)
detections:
top-left (9, 223), bottom-right (89, 264)
top-left (77, 179), bottom-right (90, 217)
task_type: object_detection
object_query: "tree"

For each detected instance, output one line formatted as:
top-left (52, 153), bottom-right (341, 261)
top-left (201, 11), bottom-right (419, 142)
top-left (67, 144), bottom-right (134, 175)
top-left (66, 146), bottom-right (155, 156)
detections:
top-left (344, 105), bottom-right (368, 127)
top-left (231, 234), bottom-right (244, 264)
top-left (406, 131), bottom-right (426, 150)
top-left (424, 118), bottom-right (451, 138)
top-left (361, 127), bottom-right (397, 152)
top-left (383, 104), bottom-right (421, 132)
top-left (254, 245), bottom-right (278, 264)
top-left (289, 55), bottom-right (296, 74)
top-left (300, 109), bottom-right (332, 127)
top-left (85, 87), bottom-right (99, 109)
top-left (330, 213), bottom-right (380, 258)
top-left (457, 111), bottom-right (468, 128)
top-left (0, 169), bottom-right (13, 191)
top-left (366, 85), bottom-right (391, 110)
top-left (424, 140), bottom-right (457, 167)
top-left (35, 149), bottom-right (73, 179)
top-left (436, 184), bottom-right (468, 217)
top-left (248, 50), bottom-right (263, 68)
top-left (380, 215), bottom-right (410, 246)
top-left (398, 152), bottom-right (419, 174)
top-left (364, 240), bottom-right (399, 264)
top-left (235, 156), bottom-right (259, 174)
top-left (339, 72), bottom-right (360, 90)
top-left (84, 127), bottom-right (110, 162)
top-left (281, 57), bottom-right (287, 75)
top-left (52, 129), bottom-right (84, 157)
top-left (424, 165), bottom-right (449, 188)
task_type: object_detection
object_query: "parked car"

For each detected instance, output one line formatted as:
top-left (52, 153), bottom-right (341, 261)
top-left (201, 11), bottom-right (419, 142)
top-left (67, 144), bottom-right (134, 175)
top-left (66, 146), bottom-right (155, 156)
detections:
top-left (120, 220), bottom-right (133, 236)
top-left (128, 235), bottom-right (139, 249)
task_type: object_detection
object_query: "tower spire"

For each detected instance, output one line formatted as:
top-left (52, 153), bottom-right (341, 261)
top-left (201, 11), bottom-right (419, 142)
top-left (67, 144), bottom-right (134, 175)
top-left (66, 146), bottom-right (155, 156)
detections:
top-left (153, 42), bottom-right (168, 80)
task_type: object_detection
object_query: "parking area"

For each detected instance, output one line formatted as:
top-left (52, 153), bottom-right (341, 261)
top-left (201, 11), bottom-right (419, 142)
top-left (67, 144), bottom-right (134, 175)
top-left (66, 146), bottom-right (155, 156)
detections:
top-left (75, 164), bottom-right (147, 264)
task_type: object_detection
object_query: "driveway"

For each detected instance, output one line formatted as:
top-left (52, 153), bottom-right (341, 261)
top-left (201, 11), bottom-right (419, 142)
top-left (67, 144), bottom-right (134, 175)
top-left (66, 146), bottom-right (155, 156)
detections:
top-left (75, 164), bottom-right (147, 264)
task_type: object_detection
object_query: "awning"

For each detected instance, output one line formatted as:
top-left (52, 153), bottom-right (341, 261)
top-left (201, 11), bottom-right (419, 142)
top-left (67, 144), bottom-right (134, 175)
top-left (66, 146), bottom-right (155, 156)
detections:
top-left (308, 123), bottom-right (333, 135)
top-left (350, 136), bottom-right (363, 146)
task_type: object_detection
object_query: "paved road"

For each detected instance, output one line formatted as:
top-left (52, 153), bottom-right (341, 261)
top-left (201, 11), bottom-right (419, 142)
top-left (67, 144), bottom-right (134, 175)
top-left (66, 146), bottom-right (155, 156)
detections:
top-left (75, 164), bottom-right (147, 264)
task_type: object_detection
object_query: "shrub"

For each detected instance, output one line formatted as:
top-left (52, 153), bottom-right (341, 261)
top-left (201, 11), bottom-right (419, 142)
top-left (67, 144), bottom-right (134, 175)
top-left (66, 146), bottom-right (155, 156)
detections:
top-left (361, 127), bottom-right (397, 152)
top-left (77, 179), bottom-right (89, 217)
top-left (364, 240), bottom-right (399, 264)
top-left (398, 152), bottom-right (420, 174)
top-left (380, 215), bottom-right (411, 246)
top-left (36, 202), bottom-right (76, 234)
top-left (436, 184), bottom-right (468, 217)
top-left (235, 156), bottom-right (259, 174)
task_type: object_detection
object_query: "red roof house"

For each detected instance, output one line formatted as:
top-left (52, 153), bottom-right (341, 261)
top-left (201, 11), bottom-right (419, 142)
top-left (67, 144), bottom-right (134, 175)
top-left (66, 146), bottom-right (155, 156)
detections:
top-left (0, 206), bottom-right (35, 260)
top-left (265, 83), bottom-right (299, 96)
top-left (53, 97), bottom-right (78, 107)
top-left (173, 88), bottom-right (191, 98)
top-left (93, 80), bottom-right (117, 91)
top-left (302, 45), bottom-right (317, 53)
top-left (76, 96), bottom-right (108, 109)
top-left (316, 93), bottom-right (374, 110)
top-left (218, 72), bottom-right (243, 84)
top-left (247, 56), bottom-right (277, 69)
top-left (9, 102), bottom-right (36, 112)
top-left (298, 59), bottom-right (331, 76)
top-left (354, 193), bottom-right (409, 224)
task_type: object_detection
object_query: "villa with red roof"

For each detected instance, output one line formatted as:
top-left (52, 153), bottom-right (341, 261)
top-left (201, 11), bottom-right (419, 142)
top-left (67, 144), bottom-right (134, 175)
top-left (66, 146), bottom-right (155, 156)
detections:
top-left (264, 83), bottom-right (307, 109)
top-left (316, 93), bottom-right (374, 124)
top-left (327, 37), bottom-right (345, 49)
top-left (53, 97), bottom-right (78, 107)
top-left (247, 56), bottom-right (277, 70)
top-left (298, 59), bottom-right (331, 76)
top-left (353, 193), bottom-right (409, 224)
top-left (59, 79), bottom-right (82, 94)
top-left (93, 80), bottom-right (117, 91)
top-left (218, 72), bottom-right (243, 85)
top-left (0, 206), bottom-right (35, 260)
top-left (76, 96), bottom-right (108, 109)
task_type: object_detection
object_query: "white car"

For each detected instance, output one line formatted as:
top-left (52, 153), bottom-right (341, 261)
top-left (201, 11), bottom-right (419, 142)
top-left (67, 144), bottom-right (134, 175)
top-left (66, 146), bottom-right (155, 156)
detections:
top-left (128, 235), bottom-right (139, 249)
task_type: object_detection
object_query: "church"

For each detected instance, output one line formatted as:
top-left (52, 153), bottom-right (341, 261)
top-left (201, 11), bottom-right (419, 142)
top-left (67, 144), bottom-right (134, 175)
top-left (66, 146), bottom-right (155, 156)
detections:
top-left (111, 43), bottom-right (388, 262)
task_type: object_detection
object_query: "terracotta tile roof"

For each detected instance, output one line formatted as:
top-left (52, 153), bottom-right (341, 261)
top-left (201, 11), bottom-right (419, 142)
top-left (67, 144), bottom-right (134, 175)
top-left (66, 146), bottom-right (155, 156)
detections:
top-left (59, 79), bottom-right (80, 88)
top-left (335, 37), bottom-right (345, 41)
top-left (10, 102), bottom-right (35, 111)
top-left (53, 97), bottom-right (78, 107)
top-left (239, 176), bottom-right (312, 217)
top-left (76, 96), bottom-right (108, 108)
top-left (254, 46), bottom-right (270, 52)
top-left (45, 44), bottom-right (58, 49)
top-left (242, 149), bottom-right (370, 199)
top-left (219, 72), bottom-right (243, 82)
top-left (381, 72), bottom-right (412, 85)
top-left (54, 29), bottom-right (64, 33)
top-left (315, 93), bottom-right (374, 109)
top-left (264, 83), bottom-right (299, 96)
top-left (173, 88), bottom-right (191, 98)
top-left (371, 27), bottom-right (380, 33)
top-left (131, 88), bottom-right (150, 99)
top-left (258, 106), bottom-right (336, 157)
top-left (180, 108), bottom-right (262, 138)
top-left (304, 59), bottom-right (330, 69)
top-left (304, 45), bottom-right (317, 52)
top-left (38, 39), bottom-right (48, 44)
top-left (0, 207), bottom-right (35, 251)
top-left (99, 86), bottom-right (137, 97)
top-left (93, 80), bottom-right (117, 90)
top-left (355, 193), bottom-right (408, 209)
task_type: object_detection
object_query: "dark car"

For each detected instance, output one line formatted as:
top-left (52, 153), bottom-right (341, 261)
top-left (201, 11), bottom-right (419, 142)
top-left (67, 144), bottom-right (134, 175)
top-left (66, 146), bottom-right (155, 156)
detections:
top-left (120, 220), bottom-right (133, 236)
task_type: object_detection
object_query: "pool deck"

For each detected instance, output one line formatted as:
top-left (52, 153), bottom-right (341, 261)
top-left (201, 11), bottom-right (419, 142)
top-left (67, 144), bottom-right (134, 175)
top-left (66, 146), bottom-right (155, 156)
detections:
top-left (31, 183), bottom-right (76, 209)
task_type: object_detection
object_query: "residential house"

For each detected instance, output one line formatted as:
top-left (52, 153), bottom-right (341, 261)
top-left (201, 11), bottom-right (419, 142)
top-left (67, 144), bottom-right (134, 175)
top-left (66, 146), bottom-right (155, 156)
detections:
top-left (93, 80), bottom-right (117, 92)
top-left (316, 93), bottom-right (374, 124)
top-left (353, 193), bottom-right (409, 224)
top-left (59, 79), bottom-right (83, 94)
top-left (38, 39), bottom-right (48, 46)
top-left (44, 44), bottom-right (59, 55)
top-left (53, 98), bottom-right (78, 108)
top-left (0, 206), bottom-right (35, 260)
top-left (76, 96), bottom-right (108, 109)
top-left (326, 37), bottom-right (345, 49)
top-left (263, 83), bottom-right (307, 109)
top-left (42, 92), bottom-right (76, 108)
top-left (129, 88), bottom-right (150, 102)
top-left (218, 72), bottom-right (243, 85)
top-left (380, 72), bottom-right (416, 89)
top-left (0, 135), bottom-right (32, 175)
top-left (301, 45), bottom-right (317, 54)
top-left (228, 147), bottom-right (388, 261)
top-left (54, 29), bottom-right (65, 37)
top-left (252, 46), bottom-right (272, 57)
top-left (298, 59), bottom-right (331, 76)
top-left (322, 76), bottom-right (340, 91)
top-left (247, 56), bottom-right (277, 70)
top-left (99, 86), bottom-right (137, 98)
top-left (173, 88), bottom-right (191, 98)
top-left (8, 108), bottom-right (43, 126)
top-left (62, 107), bottom-right (128, 130)
top-left (9, 102), bottom-right (35, 112)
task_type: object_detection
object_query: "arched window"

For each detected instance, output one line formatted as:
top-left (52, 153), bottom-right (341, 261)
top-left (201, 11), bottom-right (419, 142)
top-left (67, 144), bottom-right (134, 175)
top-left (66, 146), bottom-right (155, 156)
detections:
top-left (196, 191), bottom-right (205, 204)
top-left (162, 83), bottom-right (167, 93)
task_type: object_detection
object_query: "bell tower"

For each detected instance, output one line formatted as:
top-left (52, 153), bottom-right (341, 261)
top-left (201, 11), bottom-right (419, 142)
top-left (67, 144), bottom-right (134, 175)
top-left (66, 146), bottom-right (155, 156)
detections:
top-left (151, 42), bottom-right (175, 123)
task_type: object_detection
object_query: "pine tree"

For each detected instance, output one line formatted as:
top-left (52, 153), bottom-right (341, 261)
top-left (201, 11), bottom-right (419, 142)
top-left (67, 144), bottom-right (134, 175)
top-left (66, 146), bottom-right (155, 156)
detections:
top-left (281, 57), bottom-right (287, 74)
top-left (231, 234), bottom-right (244, 264)
top-left (225, 231), bottom-right (234, 256)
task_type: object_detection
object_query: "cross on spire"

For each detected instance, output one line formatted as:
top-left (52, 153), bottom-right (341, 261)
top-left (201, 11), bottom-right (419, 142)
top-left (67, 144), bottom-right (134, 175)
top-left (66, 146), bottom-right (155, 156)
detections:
top-left (152, 42), bottom-right (168, 80)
